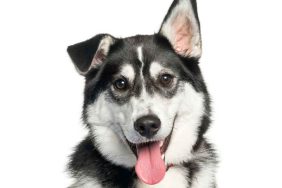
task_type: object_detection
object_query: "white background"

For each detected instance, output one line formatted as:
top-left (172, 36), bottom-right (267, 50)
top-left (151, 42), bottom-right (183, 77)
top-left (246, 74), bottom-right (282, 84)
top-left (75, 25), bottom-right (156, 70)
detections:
top-left (0, 0), bottom-right (282, 187)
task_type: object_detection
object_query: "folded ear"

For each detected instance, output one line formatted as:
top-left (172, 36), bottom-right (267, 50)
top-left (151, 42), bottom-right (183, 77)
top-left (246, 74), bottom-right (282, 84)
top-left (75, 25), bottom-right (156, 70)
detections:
top-left (159, 0), bottom-right (202, 58)
top-left (67, 34), bottom-right (115, 75)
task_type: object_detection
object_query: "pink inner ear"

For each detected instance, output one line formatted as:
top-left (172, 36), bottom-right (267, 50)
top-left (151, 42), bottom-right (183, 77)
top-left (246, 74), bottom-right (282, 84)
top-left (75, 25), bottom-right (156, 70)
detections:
top-left (95, 49), bottom-right (106, 63)
top-left (172, 14), bottom-right (193, 56)
top-left (91, 49), bottom-right (106, 68)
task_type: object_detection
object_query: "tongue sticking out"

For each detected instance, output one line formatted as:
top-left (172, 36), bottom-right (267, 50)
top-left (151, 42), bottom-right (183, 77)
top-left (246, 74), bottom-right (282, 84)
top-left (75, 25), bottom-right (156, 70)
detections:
top-left (135, 141), bottom-right (166, 185)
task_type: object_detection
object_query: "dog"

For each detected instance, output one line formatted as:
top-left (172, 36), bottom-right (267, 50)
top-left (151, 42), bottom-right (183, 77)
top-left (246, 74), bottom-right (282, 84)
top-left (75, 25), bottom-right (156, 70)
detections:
top-left (67, 0), bottom-right (217, 187)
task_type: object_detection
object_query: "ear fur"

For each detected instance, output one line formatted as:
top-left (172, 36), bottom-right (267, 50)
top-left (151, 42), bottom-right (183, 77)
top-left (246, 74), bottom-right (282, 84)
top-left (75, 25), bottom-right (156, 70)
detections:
top-left (159, 0), bottom-right (202, 58)
top-left (67, 34), bottom-right (115, 75)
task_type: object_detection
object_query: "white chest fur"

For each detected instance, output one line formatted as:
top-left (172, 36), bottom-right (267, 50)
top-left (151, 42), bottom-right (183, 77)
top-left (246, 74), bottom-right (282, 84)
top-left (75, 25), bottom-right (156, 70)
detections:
top-left (135, 166), bottom-right (188, 188)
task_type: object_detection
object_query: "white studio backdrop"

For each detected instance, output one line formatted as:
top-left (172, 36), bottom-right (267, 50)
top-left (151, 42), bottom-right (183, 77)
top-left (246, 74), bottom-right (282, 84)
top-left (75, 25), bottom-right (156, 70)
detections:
top-left (0, 0), bottom-right (282, 187)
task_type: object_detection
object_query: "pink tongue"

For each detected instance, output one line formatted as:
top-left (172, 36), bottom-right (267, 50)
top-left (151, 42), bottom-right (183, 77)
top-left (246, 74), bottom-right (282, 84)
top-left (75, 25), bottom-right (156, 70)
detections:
top-left (135, 141), bottom-right (166, 185)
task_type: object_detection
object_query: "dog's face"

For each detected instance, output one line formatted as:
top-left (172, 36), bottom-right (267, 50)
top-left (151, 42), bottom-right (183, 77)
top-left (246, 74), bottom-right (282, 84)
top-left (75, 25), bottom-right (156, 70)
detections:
top-left (68, 0), bottom-right (210, 185)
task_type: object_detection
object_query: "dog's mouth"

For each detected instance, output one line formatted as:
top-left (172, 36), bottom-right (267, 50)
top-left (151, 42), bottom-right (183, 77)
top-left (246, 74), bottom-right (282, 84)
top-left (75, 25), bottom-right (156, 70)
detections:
top-left (126, 131), bottom-right (172, 160)
top-left (125, 118), bottom-right (175, 185)
top-left (126, 134), bottom-right (172, 185)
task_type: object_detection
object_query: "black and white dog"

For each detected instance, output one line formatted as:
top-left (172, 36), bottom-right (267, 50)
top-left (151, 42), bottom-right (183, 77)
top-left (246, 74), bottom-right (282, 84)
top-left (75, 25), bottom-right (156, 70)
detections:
top-left (67, 0), bottom-right (217, 187)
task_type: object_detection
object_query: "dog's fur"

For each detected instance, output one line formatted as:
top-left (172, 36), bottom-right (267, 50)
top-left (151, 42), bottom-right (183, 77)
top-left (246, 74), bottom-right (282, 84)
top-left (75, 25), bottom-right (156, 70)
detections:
top-left (67, 0), bottom-right (217, 187)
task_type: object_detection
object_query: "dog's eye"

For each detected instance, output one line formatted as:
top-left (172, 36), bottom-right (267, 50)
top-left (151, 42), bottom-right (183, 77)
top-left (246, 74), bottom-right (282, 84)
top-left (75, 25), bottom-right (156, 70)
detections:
top-left (113, 78), bottom-right (128, 91)
top-left (159, 73), bottom-right (174, 87)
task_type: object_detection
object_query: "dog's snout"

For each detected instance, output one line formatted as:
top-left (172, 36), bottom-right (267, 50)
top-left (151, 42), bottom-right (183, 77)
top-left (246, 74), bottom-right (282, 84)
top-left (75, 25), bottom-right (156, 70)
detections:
top-left (134, 115), bottom-right (161, 138)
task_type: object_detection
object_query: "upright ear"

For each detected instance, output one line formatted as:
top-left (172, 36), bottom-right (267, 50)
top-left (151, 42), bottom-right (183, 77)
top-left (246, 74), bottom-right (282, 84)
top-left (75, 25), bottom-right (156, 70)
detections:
top-left (159, 0), bottom-right (202, 58)
top-left (67, 34), bottom-right (115, 75)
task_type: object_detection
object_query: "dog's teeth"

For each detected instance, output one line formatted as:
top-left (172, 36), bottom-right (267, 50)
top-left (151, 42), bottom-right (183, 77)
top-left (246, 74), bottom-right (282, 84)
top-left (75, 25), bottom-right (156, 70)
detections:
top-left (161, 154), bottom-right (165, 160)
top-left (160, 141), bottom-right (164, 147)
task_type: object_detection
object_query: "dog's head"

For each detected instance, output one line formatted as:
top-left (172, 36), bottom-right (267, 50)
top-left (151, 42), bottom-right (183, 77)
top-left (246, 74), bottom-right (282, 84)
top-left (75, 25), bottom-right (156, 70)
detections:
top-left (67, 0), bottom-right (210, 185)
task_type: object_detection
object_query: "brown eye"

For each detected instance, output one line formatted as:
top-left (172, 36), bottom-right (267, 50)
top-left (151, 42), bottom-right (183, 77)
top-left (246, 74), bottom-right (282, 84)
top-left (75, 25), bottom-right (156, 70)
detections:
top-left (113, 78), bottom-right (128, 91)
top-left (159, 73), bottom-right (174, 87)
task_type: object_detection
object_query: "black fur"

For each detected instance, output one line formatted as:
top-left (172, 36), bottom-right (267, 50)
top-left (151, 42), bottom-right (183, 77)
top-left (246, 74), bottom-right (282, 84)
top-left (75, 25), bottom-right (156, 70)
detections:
top-left (69, 137), bottom-right (136, 188)
top-left (67, 34), bottom-right (111, 73)
top-left (186, 140), bottom-right (217, 188)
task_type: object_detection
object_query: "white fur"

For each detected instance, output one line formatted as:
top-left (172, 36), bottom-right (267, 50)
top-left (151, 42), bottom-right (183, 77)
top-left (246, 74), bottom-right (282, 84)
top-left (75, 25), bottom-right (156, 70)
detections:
top-left (165, 84), bottom-right (205, 165)
top-left (120, 64), bottom-right (135, 82)
top-left (124, 87), bottom-right (181, 144)
top-left (149, 62), bottom-right (163, 78)
top-left (86, 82), bottom-right (204, 167)
top-left (149, 62), bottom-right (175, 79)
top-left (87, 93), bottom-right (136, 168)
top-left (160, 0), bottom-right (202, 57)
top-left (137, 46), bottom-right (144, 64)
top-left (137, 46), bottom-right (145, 83)
top-left (136, 166), bottom-right (188, 188)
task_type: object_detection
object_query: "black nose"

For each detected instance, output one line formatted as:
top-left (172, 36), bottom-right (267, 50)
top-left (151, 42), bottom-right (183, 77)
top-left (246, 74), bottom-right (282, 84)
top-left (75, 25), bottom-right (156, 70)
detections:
top-left (134, 115), bottom-right (161, 138)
